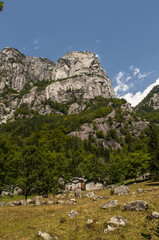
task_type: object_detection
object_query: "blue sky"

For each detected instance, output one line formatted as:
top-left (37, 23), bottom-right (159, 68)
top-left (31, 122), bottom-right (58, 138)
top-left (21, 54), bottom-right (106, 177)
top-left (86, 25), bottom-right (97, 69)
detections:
top-left (1, 0), bottom-right (159, 106)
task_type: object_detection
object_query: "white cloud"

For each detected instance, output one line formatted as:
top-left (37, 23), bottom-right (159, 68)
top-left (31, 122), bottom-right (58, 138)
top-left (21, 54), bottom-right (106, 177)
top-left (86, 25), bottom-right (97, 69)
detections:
top-left (34, 38), bottom-right (39, 44)
top-left (133, 67), bottom-right (140, 76)
top-left (121, 78), bottom-right (159, 107)
top-left (34, 46), bottom-right (39, 50)
top-left (114, 72), bottom-right (129, 93)
top-left (96, 40), bottom-right (99, 43)
top-left (125, 76), bottom-right (132, 82)
top-left (138, 71), bottom-right (153, 79)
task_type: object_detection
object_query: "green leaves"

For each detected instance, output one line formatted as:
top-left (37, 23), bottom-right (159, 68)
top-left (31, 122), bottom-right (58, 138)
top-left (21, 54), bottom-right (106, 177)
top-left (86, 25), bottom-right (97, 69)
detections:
top-left (0, 1), bottom-right (3, 11)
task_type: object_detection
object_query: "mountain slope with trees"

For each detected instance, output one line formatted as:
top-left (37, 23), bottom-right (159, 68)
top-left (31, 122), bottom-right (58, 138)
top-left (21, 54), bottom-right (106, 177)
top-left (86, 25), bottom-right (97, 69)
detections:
top-left (0, 47), bottom-right (159, 198)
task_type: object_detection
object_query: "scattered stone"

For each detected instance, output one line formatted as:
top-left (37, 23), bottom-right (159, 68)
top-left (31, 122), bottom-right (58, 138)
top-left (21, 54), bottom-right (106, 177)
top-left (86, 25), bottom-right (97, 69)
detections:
top-left (104, 224), bottom-right (116, 232)
top-left (47, 200), bottom-right (54, 205)
top-left (93, 195), bottom-right (103, 201)
top-left (57, 194), bottom-right (62, 199)
top-left (123, 200), bottom-right (148, 211)
top-left (148, 212), bottom-right (159, 219)
top-left (108, 216), bottom-right (129, 226)
top-left (137, 188), bottom-right (143, 193)
top-left (26, 199), bottom-right (32, 204)
top-left (0, 202), bottom-right (5, 206)
top-left (37, 231), bottom-right (53, 240)
top-left (75, 188), bottom-right (82, 198)
top-left (84, 192), bottom-right (95, 198)
top-left (69, 198), bottom-right (76, 204)
top-left (68, 210), bottom-right (79, 218)
top-left (114, 185), bottom-right (129, 196)
top-left (87, 219), bottom-right (93, 224)
top-left (35, 199), bottom-right (41, 206)
top-left (104, 216), bottom-right (129, 232)
top-left (100, 200), bottom-right (118, 209)
top-left (57, 200), bottom-right (64, 204)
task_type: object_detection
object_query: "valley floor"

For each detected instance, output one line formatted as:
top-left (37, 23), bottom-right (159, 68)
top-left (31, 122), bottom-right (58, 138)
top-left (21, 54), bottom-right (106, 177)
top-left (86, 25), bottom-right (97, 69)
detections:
top-left (0, 181), bottom-right (159, 240)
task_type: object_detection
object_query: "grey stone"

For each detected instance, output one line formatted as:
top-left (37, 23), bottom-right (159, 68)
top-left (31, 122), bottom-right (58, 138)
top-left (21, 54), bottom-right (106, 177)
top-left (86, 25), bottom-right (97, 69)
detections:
top-left (150, 212), bottom-right (159, 219)
top-left (75, 188), bottom-right (82, 198)
top-left (108, 216), bottom-right (129, 226)
top-left (104, 216), bottom-right (128, 232)
top-left (57, 200), bottom-right (64, 204)
top-left (137, 188), bottom-right (143, 193)
top-left (100, 200), bottom-right (118, 209)
top-left (35, 199), bottom-right (41, 206)
top-left (114, 185), bottom-right (129, 196)
top-left (87, 219), bottom-right (93, 224)
top-left (37, 231), bottom-right (52, 240)
top-left (123, 200), bottom-right (148, 211)
top-left (47, 200), bottom-right (54, 205)
top-left (93, 195), bottom-right (103, 201)
top-left (68, 210), bottom-right (79, 218)
top-left (84, 192), bottom-right (95, 198)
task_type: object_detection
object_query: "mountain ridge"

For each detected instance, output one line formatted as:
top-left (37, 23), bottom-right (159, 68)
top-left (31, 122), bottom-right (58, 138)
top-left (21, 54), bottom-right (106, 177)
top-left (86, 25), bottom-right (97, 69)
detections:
top-left (0, 47), bottom-right (116, 123)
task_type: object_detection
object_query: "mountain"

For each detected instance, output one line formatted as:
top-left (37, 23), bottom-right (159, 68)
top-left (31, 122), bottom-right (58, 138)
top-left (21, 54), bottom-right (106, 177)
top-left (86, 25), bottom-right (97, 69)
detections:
top-left (0, 47), bottom-right (116, 123)
top-left (135, 85), bottom-right (159, 123)
top-left (0, 48), bottom-right (156, 198)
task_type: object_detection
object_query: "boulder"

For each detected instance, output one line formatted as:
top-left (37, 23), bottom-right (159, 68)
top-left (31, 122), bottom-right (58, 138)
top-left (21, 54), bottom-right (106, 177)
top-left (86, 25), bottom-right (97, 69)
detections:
top-left (37, 231), bottom-right (52, 240)
top-left (114, 185), bottom-right (129, 196)
top-left (87, 219), bottom-right (93, 224)
top-left (104, 216), bottom-right (128, 232)
top-left (100, 200), bottom-right (118, 209)
top-left (75, 188), bottom-right (82, 198)
top-left (93, 195), bottom-right (103, 201)
top-left (137, 188), bottom-right (143, 193)
top-left (68, 210), bottom-right (79, 218)
top-left (148, 212), bottom-right (159, 219)
top-left (47, 200), bottom-right (54, 205)
top-left (84, 192), bottom-right (95, 198)
top-left (108, 216), bottom-right (129, 226)
top-left (123, 200), bottom-right (148, 211)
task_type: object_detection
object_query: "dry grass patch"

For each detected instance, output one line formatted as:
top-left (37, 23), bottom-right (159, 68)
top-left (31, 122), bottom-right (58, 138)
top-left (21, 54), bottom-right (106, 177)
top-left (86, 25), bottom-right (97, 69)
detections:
top-left (0, 180), bottom-right (159, 240)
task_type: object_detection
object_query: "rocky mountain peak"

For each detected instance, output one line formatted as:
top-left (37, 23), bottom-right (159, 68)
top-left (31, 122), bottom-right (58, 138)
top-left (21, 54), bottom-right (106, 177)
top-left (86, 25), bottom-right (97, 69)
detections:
top-left (52, 51), bottom-right (106, 80)
top-left (0, 47), bottom-right (117, 123)
top-left (1, 47), bottom-right (25, 62)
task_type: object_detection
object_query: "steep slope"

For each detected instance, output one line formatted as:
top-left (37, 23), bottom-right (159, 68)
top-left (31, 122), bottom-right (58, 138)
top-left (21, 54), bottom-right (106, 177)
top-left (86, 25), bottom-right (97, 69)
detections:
top-left (0, 47), bottom-right (116, 123)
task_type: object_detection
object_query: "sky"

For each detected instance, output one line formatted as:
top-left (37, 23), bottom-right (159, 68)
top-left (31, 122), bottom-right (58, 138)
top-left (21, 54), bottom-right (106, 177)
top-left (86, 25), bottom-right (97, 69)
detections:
top-left (1, 0), bottom-right (159, 106)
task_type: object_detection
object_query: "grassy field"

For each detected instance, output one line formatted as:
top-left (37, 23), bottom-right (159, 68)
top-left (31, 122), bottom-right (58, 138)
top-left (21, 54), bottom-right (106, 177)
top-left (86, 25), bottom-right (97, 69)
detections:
top-left (0, 181), bottom-right (159, 240)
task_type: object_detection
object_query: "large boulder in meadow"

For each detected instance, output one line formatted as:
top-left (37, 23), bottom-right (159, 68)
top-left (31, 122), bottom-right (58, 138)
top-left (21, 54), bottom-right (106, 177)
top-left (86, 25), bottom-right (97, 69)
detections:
top-left (114, 185), bottom-right (129, 196)
top-left (100, 200), bottom-right (118, 209)
top-left (123, 200), bottom-right (148, 211)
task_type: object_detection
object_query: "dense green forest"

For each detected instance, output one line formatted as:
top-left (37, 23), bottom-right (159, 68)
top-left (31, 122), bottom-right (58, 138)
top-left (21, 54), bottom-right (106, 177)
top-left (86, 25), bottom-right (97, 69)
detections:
top-left (0, 97), bottom-right (158, 198)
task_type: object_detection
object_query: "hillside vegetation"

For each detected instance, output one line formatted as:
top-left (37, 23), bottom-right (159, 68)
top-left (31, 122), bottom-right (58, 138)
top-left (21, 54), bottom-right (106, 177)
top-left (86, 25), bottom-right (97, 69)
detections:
top-left (0, 96), bottom-right (158, 199)
top-left (135, 85), bottom-right (159, 123)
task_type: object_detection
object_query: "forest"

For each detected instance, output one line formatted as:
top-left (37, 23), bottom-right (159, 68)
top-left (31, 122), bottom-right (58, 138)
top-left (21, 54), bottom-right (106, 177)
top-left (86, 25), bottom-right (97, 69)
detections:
top-left (0, 97), bottom-right (158, 199)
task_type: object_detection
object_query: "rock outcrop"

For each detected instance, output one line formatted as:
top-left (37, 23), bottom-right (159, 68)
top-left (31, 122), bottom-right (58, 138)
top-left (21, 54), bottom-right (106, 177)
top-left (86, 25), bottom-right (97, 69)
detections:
top-left (0, 48), bottom-right (116, 123)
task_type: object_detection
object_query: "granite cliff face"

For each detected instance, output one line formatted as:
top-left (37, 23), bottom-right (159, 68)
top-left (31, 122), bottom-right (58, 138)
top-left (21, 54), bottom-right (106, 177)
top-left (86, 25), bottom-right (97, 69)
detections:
top-left (0, 47), bottom-right (116, 123)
